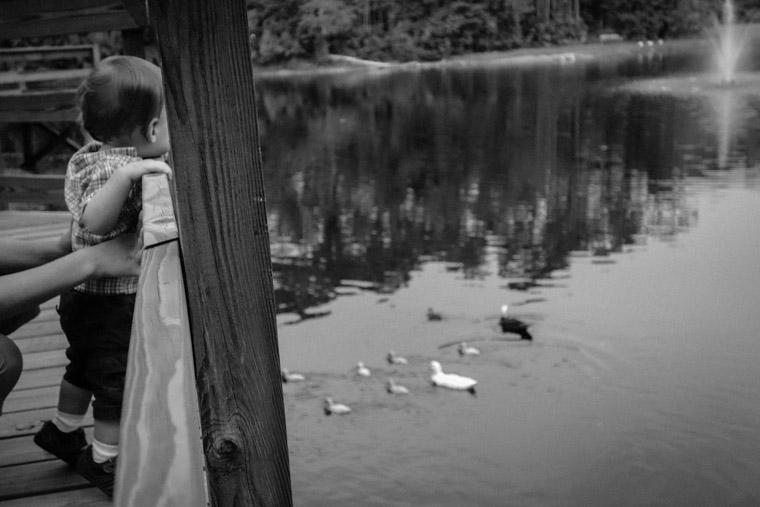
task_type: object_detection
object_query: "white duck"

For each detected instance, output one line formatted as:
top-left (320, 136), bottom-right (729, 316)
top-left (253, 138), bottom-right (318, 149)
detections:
top-left (323, 397), bottom-right (351, 415)
top-left (430, 361), bottom-right (477, 395)
top-left (458, 342), bottom-right (481, 356)
top-left (386, 350), bottom-right (408, 365)
top-left (356, 361), bottom-right (371, 377)
top-left (281, 369), bottom-right (305, 383)
top-left (386, 378), bottom-right (410, 395)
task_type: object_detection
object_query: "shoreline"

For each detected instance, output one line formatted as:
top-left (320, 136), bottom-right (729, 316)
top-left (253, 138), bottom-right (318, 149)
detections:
top-left (251, 38), bottom-right (696, 79)
top-left (252, 23), bottom-right (760, 79)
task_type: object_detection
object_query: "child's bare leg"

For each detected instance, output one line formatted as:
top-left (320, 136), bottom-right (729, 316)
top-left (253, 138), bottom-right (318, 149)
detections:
top-left (93, 419), bottom-right (120, 446)
top-left (91, 418), bottom-right (120, 466)
top-left (57, 378), bottom-right (92, 415)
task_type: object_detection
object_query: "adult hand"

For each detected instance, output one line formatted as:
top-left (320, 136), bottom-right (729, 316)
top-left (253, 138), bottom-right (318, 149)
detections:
top-left (55, 221), bottom-right (73, 256)
top-left (89, 233), bottom-right (143, 278)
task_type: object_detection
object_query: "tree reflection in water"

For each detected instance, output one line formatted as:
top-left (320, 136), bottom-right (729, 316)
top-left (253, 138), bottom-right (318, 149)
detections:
top-left (255, 53), bottom-right (759, 317)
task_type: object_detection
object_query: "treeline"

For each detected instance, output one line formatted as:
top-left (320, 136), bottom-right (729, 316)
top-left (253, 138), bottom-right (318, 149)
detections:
top-left (247, 0), bottom-right (758, 64)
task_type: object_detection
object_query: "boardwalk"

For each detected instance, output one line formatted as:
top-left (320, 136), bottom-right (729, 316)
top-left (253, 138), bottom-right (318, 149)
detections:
top-left (1, 211), bottom-right (109, 506)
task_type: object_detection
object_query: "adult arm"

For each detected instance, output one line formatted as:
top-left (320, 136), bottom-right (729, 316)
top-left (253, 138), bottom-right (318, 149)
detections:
top-left (0, 234), bottom-right (141, 316)
top-left (0, 234), bottom-right (71, 275)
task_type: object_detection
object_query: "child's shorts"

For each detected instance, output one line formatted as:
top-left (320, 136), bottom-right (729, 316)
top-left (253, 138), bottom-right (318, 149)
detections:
top-left (58, 290), bottom-right (136, 422)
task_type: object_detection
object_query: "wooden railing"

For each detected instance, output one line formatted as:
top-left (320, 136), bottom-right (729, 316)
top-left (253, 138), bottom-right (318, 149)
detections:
top-left (0, 173), bottom-right (65, 208)
top-left (0, 44), bottom-right (100, 173)
top-left (0, 44), bottom-right (100, 123)
top-left (115, 174), bottom-right (208, 505)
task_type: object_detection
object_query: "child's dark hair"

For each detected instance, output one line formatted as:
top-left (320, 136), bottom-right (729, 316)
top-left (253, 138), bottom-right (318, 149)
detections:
top-left (77, 55), bottom-right (164, 143)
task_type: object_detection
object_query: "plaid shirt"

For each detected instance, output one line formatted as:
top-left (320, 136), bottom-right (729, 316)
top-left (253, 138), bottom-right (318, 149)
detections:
top-left (65, 141), bottom-right (142, 295)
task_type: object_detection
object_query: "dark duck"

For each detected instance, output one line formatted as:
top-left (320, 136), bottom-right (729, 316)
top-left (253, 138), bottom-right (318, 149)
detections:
top-left (499, 304), bottom-right (532, 340)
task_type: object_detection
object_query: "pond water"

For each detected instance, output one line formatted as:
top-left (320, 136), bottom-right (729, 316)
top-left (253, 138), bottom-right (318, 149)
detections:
top-left (254, 39), bottom-right (760, 506)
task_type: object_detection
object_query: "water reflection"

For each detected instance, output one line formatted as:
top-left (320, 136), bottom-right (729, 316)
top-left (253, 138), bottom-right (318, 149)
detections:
top-left (254, 54), bottom-right (760, 316)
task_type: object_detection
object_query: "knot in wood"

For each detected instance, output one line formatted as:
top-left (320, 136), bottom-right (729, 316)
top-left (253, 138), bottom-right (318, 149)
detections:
top-left (208, 436), bottom-right (244, 476)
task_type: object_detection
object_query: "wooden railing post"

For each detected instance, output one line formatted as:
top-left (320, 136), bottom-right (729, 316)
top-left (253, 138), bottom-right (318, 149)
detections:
top-left (147, 0), bottom-right (292, 505)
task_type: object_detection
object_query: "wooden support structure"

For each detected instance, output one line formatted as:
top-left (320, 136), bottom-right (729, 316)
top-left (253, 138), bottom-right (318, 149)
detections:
top-left (0, 1), bottom-right (144, 41)
top-left (0, 174), bottom-right (65, 207)
top-left (146, 0), bottom-right (292, 504)
top-left (0, 1), bottom-right (149, 171)
top-left (0, 0), bottom-right (291, 503)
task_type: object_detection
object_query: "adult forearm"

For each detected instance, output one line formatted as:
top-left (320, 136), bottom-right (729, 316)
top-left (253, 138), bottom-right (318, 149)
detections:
top-left (0, 249), bottom-right (97, 315)
top-left (0, 237), bottom-right (69, 275)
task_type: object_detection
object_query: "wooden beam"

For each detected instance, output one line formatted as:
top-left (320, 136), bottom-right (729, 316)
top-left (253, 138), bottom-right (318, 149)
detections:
top-left (147, 0), bottom-right (292, 505)
top-left (0, 174), bottom-right (65, 207)
top-left (0, 91), bottom-right (77, 110)
top-left (114, 175), bottom-right (206, 505)
top-left (0, 1), bottom-right (144, 41)
top-left (119, 0), bottom-right (148, 27)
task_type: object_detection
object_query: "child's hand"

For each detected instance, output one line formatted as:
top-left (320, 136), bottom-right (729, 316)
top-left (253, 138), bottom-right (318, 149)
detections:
top-left (116, 159), bottom-right (172, 184)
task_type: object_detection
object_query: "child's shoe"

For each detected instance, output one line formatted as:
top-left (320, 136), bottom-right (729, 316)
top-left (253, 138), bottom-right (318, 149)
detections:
top-left (75, 445), bottom-right (116, 498)
top-left (33, 420), bottom-right (87, 466)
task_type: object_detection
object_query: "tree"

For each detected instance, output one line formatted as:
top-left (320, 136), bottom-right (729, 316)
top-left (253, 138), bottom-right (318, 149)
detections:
top-left (298, 0), bottom-right (357, 58)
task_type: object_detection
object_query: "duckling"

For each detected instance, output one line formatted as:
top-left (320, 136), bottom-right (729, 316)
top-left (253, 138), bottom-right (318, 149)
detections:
top-left (356, 361), bottom-right (371, 377)
top-left (323, 397), bottom-right (351, 415)
top-left (427, 308), bottom-right (443, 321)
top-left (498, 304), bottom-right (533, 340)
top-left (386, 350), bottom-right (408, 365)
top-left (386, 378), bottom-right (410, 395)
top-left (430, 361), bottom-right (477, 395)
top-left (281, 369), bottom-right (305, 383)
top-left (458, 342), bottom-right (481, 356)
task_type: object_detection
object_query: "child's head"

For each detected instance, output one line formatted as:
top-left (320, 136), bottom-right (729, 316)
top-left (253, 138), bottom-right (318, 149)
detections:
top-left (77, 56), bottom-right (165, 148)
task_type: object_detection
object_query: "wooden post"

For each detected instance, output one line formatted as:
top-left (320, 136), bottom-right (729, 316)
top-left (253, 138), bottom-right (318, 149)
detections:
top-left (147, 1), bottom-right (292, 505)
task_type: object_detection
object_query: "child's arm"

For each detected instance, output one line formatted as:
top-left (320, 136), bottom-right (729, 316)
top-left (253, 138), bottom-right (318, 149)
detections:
top-left (81, 159), bottom-right (172, 235)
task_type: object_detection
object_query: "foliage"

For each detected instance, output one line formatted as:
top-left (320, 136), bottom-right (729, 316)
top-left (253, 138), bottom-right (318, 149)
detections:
top-left (579, 0), bottom-right (730, 40)
top-left (247, 0), bottom-right (728, 63)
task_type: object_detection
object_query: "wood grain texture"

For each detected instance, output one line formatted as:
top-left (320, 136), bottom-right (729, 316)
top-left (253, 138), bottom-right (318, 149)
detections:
top-left (0, 1), bottom-right (142, 41)
top-left (115, 241), bottom-right (208, 506)
top-left (141, 174), bottom-right (178, 247)
top-left (0, 408), bottom-right (93, 439)
top-left (0, 460), bottom-right (93, 501)
top-left (148, 0), bottom-right (292, 505)
top-left (0, 427), bottom-right (94, 468)
top-left (0, 488), bottom-right (109, 507)
top-left (0, 174), bottom-right (65, 207)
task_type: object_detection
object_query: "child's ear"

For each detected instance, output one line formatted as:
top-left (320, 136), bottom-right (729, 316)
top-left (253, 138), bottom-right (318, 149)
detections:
top-left (148, 118), bottom-right (159, 143)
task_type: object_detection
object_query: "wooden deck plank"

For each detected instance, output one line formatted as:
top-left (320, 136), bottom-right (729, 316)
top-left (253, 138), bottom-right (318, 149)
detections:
top-left (0, 488), bottom-right (109, 507)
top-left (0, 460), bottom-right (95, 501)
top-left (14, 365), bottom-right (66, 391)
top-left (16, 349), bottom-right (68, 372)
top-left (2, 385), bottom-right (59, 414)
top-left (0, 409), bottom-right (93, 440)
top-left (9, 319), bottom-right (63, 341)
top-left (0, 428), bottom-right (93, 468)
top-left (14, 334), bottom-right (67, 355)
